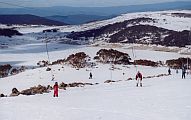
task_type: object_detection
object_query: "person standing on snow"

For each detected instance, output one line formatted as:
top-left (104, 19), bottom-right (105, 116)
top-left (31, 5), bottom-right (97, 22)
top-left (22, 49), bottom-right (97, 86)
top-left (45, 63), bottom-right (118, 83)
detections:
top-left (176, 69), bottom-right (178, 74)
top-left (136, 71), bottom-right (143, 87)
top-left (53, 82), bottom-right (59, 97)
top-left (182, 67), bottom-right (186, 79)
top-left (168, 68), bottom-right (171, 75)
top-left (89, 72), bottom-right (93, 79)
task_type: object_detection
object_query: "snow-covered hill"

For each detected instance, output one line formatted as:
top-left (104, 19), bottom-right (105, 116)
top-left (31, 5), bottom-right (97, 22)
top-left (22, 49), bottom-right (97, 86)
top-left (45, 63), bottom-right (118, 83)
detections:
top-left (1, 10), bottom-right (190, 47)
top-left (65, 10), bottom-right (191, 47)
top-left (5, 10), bottom-right (190, 34)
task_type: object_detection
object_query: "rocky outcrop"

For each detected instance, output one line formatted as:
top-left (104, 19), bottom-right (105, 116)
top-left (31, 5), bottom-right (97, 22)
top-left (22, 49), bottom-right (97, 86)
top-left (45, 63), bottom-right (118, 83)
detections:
top-left (127, 78), bottom-right (133, 80)
top-left (10, 88), bottom-right (20, 96)
top-left (59, 82), bottom-right (67, 90)
top-left (104, 80), bottom-right (116, 83)
top-left (0, 93), bottom-right (6, 97)
top-left (59, 82), bottom-right (94, 89)
top-left (46, 67), bottom-right (51, 71)
top-left (68, 82), bottom-right (93, 87)
top-left (47, 85), bottom-right (53, 90)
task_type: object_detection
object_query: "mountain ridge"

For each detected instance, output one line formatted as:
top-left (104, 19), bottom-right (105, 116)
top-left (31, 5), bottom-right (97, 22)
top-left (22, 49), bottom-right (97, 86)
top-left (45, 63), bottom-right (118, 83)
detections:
top-left (0, 1), bottom-right (190, 24)
top-left (46, 14), bottom-right (116, 25)
top-left (0, 14), bottom-right (67, 26)
top-left (0, 1), bottom-right (190, 16)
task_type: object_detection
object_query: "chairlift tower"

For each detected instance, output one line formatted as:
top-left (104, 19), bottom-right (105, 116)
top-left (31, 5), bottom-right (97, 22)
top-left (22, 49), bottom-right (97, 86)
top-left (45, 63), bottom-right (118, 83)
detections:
top-left (186, 28), bottom-right (191, 72)
top-left (186, 27), bottom-right (191, 48)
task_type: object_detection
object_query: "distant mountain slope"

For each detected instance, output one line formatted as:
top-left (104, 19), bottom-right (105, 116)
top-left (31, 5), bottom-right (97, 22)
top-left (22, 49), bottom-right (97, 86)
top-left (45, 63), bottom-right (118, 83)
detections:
top-left (2, 10), bottom-right (190, 47)
top-left (46, 14), bottom-right (115, 25)
top-left (0, 14), bottom-right (67, 26)
top-left (0, 1), bottom-right (190, 17)
top-left (65, 11), bottom-right (191, 47)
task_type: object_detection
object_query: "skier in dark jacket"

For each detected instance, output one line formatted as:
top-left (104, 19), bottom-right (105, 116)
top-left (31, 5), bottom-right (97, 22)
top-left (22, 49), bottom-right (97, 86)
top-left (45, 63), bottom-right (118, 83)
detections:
top-left (168, 68), bottom-right (171, 75)
top-left (89, 72), bottom-right (92, 79)
top-left (53, 82), bottom-right (58, 97)
top-left (136, 71), bottom-right (143, 87)
top-left (182, 67), bottom-right (186, 79)
top-left (176, 69), bottom-right (178, 74)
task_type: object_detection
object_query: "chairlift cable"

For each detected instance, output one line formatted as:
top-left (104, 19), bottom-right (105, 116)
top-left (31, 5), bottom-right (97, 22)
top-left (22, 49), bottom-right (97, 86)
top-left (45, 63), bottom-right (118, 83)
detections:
top-left (131, 40), bottom-right (138, 73)
top-left (45, 40), bottom-right (55, 81)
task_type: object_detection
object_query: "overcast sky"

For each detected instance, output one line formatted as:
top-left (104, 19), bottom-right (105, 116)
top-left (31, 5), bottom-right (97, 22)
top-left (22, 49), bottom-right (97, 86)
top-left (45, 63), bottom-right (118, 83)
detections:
top-left (0, 0), bottom-right (189, 8)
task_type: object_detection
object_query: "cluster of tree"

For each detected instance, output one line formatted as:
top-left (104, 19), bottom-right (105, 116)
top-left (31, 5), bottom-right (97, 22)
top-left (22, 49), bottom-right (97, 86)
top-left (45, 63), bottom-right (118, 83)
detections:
top-left (59, 82), bottom-right (94, 89)
top-left (109, 25), bottom-right (190, 47)
top-left (0, 64), bottom-right (12, 77)
top-left (52, 59), bottom-right (65, 65)
top-left (66, 17), bottom-right (156, 40)
top-left (0, 28), bottom-right (22, 37)
top-left (10, 85), bottom-right (50, 96)
top-left (94, 49), bottom-right (131, 64)
top-left (10, 66), bottom-right (26, 75)
top-left (0, 64), bottom-right (26, 77)
top-left (109, 25), bottom-right (173, 44)
top-left (42, 29), bottom-right (58, 33)
top-left (162, 30), bottom-right (190, 47)
top-left (37, 60), bottom-right (49, 67)
top-left (65, 52), bottom-right (90, 68)
top-left (166, 57), bottom-right (191, 69)
top-left (171, 13), bottom-right (191, 18)
top-left (134, 59), bottom-right (159, 67)
top-left (66, 17), bottom-right (190, 47)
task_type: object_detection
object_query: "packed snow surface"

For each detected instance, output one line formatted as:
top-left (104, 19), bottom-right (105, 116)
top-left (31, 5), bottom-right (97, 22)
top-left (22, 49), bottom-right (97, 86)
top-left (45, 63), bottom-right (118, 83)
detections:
top-left (0, 42), bottom-right (191, 120)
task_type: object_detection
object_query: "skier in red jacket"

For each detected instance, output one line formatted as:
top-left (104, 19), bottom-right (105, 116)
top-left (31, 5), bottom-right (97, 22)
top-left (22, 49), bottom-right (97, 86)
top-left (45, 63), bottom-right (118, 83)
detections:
top-left (136, 71), bottom-right (143, 87)
top-left (53, 82), bottom-right (58, 97)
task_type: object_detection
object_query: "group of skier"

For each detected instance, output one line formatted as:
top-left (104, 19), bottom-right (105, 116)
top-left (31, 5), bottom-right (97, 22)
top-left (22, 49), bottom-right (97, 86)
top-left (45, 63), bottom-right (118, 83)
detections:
top-left (53, 72), bottom-right (93, 97)
top-left (53, 65), bottom-right (190, 97)
top-left (53, 71), bottom-right (143, 97)
top-left (168, 65), bottom-right (189, 79)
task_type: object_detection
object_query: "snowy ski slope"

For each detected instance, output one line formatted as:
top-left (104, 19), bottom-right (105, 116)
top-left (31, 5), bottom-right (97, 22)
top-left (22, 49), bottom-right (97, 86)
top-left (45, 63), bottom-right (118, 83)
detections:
top-left (0, 43), bottom-right (191, 120)
top-left (0, 10), bottom-right (191, 120)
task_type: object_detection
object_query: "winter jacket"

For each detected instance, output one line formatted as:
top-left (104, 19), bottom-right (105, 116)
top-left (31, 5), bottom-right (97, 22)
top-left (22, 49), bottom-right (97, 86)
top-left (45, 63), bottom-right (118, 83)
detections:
top-left (136, 72), bottom-right (142, 80)
top-left (54, 84), bottom-right (58, 92)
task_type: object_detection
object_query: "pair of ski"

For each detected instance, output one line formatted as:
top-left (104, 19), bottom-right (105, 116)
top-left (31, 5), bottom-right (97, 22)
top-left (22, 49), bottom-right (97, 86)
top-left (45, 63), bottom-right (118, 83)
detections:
top-left (136, 83), bottom-right (142, 87)
top-left (136, 78), bottom-right (142, 87)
